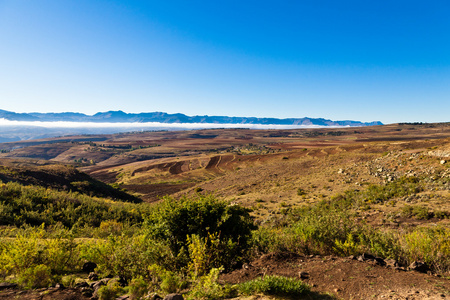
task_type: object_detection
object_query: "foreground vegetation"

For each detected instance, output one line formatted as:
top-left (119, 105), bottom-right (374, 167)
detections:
top-left (0, 168), bottom-right (449, 298)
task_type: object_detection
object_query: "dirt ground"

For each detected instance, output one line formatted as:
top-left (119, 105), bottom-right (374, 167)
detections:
top-left (220, 252), bottom-right (450, 300)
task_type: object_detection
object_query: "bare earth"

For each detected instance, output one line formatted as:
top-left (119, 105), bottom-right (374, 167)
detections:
top-left (221, 252), bottom-right (450, 300)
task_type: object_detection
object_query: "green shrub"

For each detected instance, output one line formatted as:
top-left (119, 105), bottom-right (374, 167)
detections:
top-left (401, 205), bottom-right (414, 218)
top-left (251, 226), bottom-right (302, 255)
top-left (401, 227), bottom-right (450, 273)
top-left (144, 194), bottom-right (256, 271)
top-left (60, 274), bottom-right (77, 288)
top-left (85, 234), bottom-right (171, 282)
top-left (238, 275), bottom-right (310, 297)
top-left (333, 233), bottom-right (360, 256)
top-left (290, 208), bottom-right (356, 255)
top-left (97, 220), bottom-right (124, 238)
top-left (187, 234), bottom-right (212, 277)
top-left (435, 210), bottom-right (450, 219)
top-left (188, 267), bottom-right (236, 300)
top-left (148, 264), bottom-right (187, 294)
top-left (128, 276), bottom-right (149, 300)
top-left (253, 202), bottom-right (404, 264)
top-left (327, 177), bottom-right (424, 210)
top-left (98, 281), bottom-right (126, 300)
top-left (401, 205), bottom-right (431, 220)
top-left (18, 264), bottom-right (52, 289)
top-left (0, 182), bottom-right (146, 229)
top-left (412, 206), bottom-right (431, 220)
top-left (0, 225), bottom-right (79, 281)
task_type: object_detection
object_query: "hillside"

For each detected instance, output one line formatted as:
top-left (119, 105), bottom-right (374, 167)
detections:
top-left (0, 159), bottom-right (140, 203)
top-left (0, 122), bottom-right (449, 299)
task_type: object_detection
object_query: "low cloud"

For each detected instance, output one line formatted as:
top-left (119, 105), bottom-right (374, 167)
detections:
top-left (0, 119), bottom-right (333, 130)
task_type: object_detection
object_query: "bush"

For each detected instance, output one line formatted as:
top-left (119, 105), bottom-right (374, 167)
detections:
top-left (188, 267), bottom-right (236, 300)
top-left (401, 205), bottom-right (432, 220)
top-left (17, 264), bottom-right (52, 289)
top-left (98, 220), bottom-right (124, 238)
top-left (144, 194), bottom-right (256, 271)
top-left (435, 210), bottom-right (450, 219)
top-left (98, 281), bottom-right (126, 300)
top-left (290, 208), bottom-right (357, 255)
top-left (0, 182), bottom-right (146, 229)
top-left (327, 177), bottom-right (424, 210)
top-left (148, 264), bottom-right (187, 294)
top-left (0, 225), bottom-right (79, 283)
top-left (128, 276), bottom-right (149, 300)
top-left (84, 234), bottom-right (172, 282)
top-left (401, 227), bottom-right (450, 273)
top-left (252, 202), bottom-right (404, 263)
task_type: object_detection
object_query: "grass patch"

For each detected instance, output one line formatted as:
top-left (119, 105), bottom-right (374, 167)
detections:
top-left (238, 275), bottom-right (310, 297)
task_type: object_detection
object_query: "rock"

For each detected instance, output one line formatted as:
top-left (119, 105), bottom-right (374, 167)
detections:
top-left (373, 257), bottom-right (386, 266)
top-left (88, 272), bottom-right (99, 281)
top-left (385, 259), bottom-right (400, 268)
top-left (441, 160), bottom-right (446, 165)
top-left (357, 253), bottom-right (375, 262)
top-left (80, 287), bottom-right (93, 297)
top-left (115, 296), bottom-right (130, 300)
top-left (299, 271), bottom-right (309, 279)
top-left (409, 261), bottom-right (429, 273)
top-left (94, 278), bottom-right (110, 289)
top-left (82, 261), bottom-right (97, 273)
top-left (75, 281), bottom-right (89, 288)
top-left (91, 280), bottom-right (107, 296)
top-left (164, 294), bottom-right (184, 300)
top-left (92, 282), bottom-right (106, 299)
top-left (357, 253), bottom-right (386, 266)
top-left (0, 282), bottom-right (18, 290)
top-left (146, 293), bottom-right (163, 300)
top-left (55, 283), bottom-right (65, 289)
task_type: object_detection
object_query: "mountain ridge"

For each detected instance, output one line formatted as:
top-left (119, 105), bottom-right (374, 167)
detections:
top-left (0, 109), bottom-right (383, 126)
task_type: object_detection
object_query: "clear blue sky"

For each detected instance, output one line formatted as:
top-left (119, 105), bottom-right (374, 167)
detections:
top-left (0, 0), bottom-right (449, 124)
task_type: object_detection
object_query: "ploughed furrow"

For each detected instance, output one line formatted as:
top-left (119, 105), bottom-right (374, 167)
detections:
top-left (168, 161), bottom-right (184, 175)
top-left (122, 183), bottom-right (195, 202)
top-left (205, 156), bottom-right (221, 170)
top-left (217, 155), bottom-right (236, 170)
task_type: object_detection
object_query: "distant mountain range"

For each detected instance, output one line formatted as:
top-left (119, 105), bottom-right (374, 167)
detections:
top-left (0, 109), bottom-right (383, 127)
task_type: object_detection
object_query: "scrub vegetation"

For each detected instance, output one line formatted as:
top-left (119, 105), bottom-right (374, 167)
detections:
top-left (0, 124), bottom-right (449, 299)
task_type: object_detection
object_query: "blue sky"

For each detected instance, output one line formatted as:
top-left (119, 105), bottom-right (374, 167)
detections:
top-left (0, 0), bottom-right (449, 124)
